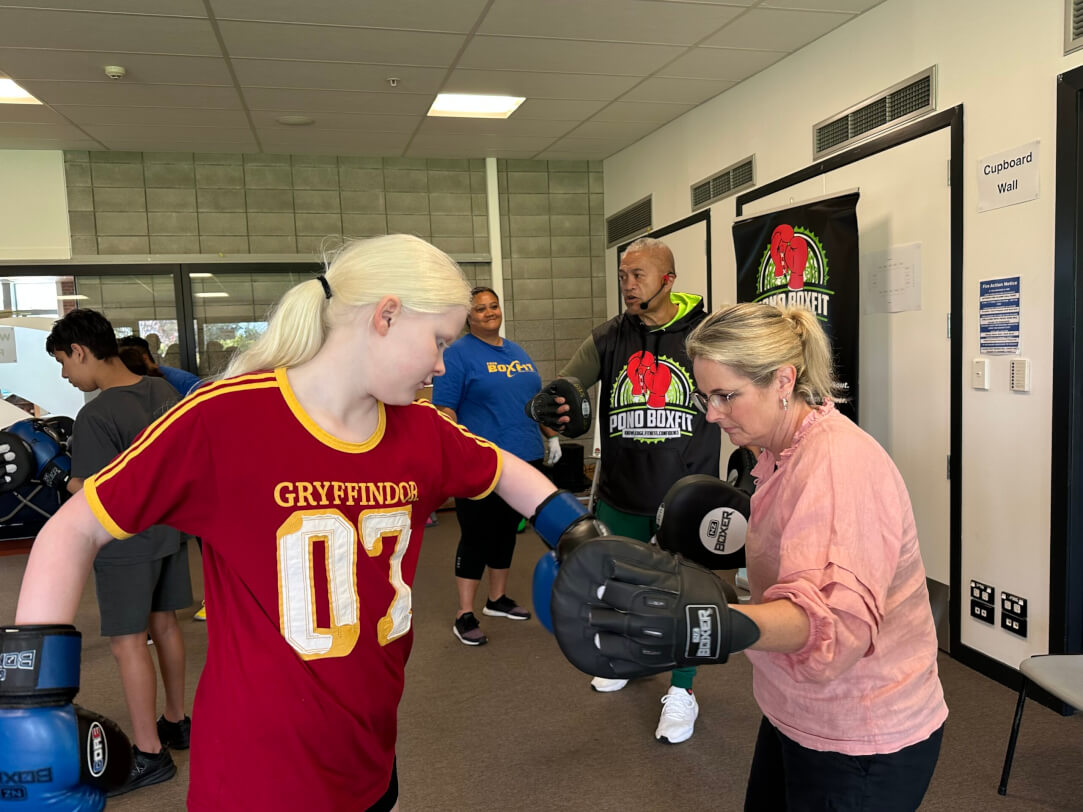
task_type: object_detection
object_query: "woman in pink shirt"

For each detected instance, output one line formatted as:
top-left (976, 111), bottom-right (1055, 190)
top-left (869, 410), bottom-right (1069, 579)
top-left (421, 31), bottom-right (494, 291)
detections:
top-left (684, 302), bottom-right (948, 811)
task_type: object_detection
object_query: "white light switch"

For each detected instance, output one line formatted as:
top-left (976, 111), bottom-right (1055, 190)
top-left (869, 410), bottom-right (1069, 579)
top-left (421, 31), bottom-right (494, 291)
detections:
top-left (972, 358), bottom-right (989, 390)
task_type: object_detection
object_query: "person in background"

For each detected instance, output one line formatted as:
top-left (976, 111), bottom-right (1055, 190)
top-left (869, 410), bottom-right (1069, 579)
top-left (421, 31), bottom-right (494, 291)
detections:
top-left (45, 308), bottom-right (193, 797)
top-left (538, 237), bottom-right (720, 744)
top-left (433, 286), bottom-right (560, 646)
top-left (684, 302), bottom-right (947, 811)
top-left (118, 335), bottom-right (201, 397)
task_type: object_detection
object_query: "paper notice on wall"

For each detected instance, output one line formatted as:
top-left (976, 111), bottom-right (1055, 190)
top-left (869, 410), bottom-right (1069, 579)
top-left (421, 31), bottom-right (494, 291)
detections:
top-left (862, 243), bottom-right (922, 314)
top-left (0, 327), bottom-right (15, 363)
top-left (979, 276), bottom-right (1020, 355)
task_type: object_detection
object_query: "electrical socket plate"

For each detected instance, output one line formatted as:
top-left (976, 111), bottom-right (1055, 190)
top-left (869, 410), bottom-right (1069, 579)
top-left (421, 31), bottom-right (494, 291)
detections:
top-left (1001, 613), bottom-right (1027, 637)
top-left (969, 579), bottom-right (994, 605)
top-left (1001, 592), bottom-right (1027, 618)
top-left (970, 599), bottom-right (994, 624)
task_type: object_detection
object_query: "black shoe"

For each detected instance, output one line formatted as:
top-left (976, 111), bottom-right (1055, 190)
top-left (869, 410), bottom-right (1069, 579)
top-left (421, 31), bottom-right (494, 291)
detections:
top-left (483, 595), bottom-right (531, 620)
top-left (157, 714), bottom-right (191, 750)
top-left (106, 745), bottom-right (177, 797)
top-left (453, 612), bottom-right (488, 646)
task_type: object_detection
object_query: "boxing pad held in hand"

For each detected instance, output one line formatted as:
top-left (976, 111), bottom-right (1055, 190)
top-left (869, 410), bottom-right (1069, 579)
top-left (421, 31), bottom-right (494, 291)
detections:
top-left (550, 538), bottom-right (760, 680)
top-left (525, 377), bottom-right (591, 438)
top-left (655, 475), bottom-right (749, 570)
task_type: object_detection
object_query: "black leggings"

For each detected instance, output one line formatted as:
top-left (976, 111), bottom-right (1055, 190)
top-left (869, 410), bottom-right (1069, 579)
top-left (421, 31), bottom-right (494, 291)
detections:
top-left (454, 458), bottom-right (544, 580)
top-left (744, 717), bottom-right (943, 811)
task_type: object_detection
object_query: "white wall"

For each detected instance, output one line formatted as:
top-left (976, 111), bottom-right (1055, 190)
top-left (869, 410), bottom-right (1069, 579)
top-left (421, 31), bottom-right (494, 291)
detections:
top-left (604, 0), bottom-right (1078, 668)
top-left (0, 150), bottom-right (70, 260)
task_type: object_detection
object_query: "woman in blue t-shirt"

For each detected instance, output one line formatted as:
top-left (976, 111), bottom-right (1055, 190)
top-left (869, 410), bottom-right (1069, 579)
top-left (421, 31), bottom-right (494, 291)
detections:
top-left (433, 286), bottom-right (560, 646)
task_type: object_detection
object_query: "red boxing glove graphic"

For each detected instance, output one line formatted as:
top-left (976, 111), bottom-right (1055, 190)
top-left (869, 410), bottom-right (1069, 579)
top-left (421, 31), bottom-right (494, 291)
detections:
top-left (642, 362), bottom-right (671, 408)
top-left (627, 350), bottom-right (656, 396)
top-left (769, 225), bottom-right (809, 291)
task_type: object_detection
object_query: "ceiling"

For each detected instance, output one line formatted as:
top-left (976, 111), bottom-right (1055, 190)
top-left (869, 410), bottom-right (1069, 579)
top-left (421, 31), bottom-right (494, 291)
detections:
top-left (0, 0), bottom-right (885, 161)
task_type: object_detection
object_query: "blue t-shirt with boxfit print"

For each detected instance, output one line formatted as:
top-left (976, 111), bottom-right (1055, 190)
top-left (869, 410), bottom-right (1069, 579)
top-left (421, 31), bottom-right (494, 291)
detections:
top-left (432, 333), bottom-right (545, 462)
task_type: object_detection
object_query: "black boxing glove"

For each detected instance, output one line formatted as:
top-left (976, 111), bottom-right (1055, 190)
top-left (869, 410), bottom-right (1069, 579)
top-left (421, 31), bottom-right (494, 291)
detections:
top-left (550, 538), bottom-right (760, 679)
top-left (525, 377), bottom-right (591, 438)
top-left (655, 475), bottom-right (749, 570)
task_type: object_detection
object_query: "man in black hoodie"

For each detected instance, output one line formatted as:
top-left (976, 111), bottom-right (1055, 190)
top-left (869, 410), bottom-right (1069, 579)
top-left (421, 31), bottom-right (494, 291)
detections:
top-left (556, 237), bottom-right (721, 744)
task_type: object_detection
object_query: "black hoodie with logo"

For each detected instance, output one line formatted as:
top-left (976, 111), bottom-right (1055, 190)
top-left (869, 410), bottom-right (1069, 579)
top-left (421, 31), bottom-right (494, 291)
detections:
top-left (560, 292), bottom-right (721, 517)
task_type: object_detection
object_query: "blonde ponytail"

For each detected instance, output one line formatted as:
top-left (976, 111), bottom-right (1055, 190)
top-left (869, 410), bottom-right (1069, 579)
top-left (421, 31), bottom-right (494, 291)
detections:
top-left (223, 234), bottom-right (470, 378)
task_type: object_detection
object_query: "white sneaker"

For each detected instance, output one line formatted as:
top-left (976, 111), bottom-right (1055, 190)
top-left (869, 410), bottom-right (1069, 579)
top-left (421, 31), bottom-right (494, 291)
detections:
top-left (590, 676), bottom-right (629, 693)
top-left (655, 687), bottom-right (699, 744)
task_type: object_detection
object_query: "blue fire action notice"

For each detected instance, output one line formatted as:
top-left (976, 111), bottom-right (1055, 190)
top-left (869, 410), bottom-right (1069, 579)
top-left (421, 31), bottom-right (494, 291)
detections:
top-left (979, 276), bottom-right (1020, 355)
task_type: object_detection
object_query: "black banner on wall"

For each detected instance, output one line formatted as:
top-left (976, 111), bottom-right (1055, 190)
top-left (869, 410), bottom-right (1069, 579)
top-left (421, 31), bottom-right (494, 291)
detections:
top-left (733, 191), bottom-right (860, 419)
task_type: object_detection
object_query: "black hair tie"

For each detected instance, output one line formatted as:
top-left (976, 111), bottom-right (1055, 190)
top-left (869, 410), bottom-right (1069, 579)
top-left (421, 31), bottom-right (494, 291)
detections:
top-left (316, 275), bottom-right (332, 300)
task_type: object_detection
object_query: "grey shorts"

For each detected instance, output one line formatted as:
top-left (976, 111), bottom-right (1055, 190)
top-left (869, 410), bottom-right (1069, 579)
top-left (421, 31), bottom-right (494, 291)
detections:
top-left (94, 542), bottom-right (194, 637)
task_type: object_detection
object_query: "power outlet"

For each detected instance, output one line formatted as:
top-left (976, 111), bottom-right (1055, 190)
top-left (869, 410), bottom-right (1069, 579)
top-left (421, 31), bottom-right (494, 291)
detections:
top-left (1001, 613), bottom-right (1027, 637)
top-left (970, 599), bottom-right (994, 624)
top-left (969, 579), bottom-right (994, 605)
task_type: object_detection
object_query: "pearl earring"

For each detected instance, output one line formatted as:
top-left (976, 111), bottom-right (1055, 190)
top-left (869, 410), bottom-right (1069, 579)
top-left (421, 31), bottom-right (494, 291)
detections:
top-left (781, 396), bottom-right (789, 410)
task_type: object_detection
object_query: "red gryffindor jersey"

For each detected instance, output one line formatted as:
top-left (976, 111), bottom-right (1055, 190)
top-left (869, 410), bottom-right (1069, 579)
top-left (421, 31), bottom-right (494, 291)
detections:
top-left (84, 369), bottom-right (501, 812)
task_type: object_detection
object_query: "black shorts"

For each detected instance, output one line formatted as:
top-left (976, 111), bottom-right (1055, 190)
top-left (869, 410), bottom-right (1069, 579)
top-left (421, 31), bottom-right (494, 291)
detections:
top-left (367, 759), bottom-right (397, 812)
top-left (93, 542), bottom-right (193, 637)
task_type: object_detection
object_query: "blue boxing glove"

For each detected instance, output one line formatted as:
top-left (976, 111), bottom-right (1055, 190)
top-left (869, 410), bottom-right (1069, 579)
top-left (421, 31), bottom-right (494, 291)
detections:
top-left (1, 625), bottom-right (131, 810)
top-left (530, 490), bottom-right (609, 632)
top-left (6, 420), bottom-right (71, 492)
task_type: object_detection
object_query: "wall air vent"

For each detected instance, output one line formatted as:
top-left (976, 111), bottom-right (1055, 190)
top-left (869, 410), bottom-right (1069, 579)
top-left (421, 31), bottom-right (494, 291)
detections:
top-left (691, 155), bottom-right (755, 212)
top-left (606, 196), bottom-right (652, 248)
top-left (812, 67), bottom-right (936, 160)
top-left (1067, 0), bottom-right (1083, 54)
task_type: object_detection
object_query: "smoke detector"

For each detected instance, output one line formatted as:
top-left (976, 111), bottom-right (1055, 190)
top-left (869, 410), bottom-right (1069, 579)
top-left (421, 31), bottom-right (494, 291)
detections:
top-left (103, 65), bottom-right (126, 80)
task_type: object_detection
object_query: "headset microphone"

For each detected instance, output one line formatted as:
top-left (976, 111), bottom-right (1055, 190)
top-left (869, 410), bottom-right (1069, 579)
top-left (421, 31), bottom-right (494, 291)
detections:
top-left (638, 274), bottom-right (673, 310)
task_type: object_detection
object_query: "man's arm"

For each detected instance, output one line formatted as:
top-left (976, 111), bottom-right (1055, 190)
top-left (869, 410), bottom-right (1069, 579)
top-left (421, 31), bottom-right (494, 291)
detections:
top-left (66, 477), bottom-right (84, 494)
top-left (559, 334), bottom-right (601, 387)
top-left (15, 491), bottom-right (115, 624)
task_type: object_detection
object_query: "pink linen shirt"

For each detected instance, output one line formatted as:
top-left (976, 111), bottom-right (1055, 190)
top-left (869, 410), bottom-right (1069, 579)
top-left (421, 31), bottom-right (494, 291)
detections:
top-left (744, 401), bottom-right (948, 755)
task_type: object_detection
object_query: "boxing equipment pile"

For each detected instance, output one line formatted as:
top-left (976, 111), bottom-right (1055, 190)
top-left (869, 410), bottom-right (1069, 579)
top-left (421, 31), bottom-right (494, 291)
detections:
top-left (0, 418), bottom-right (72, 494)
top-left (0, 625), bottom-right (130, 810)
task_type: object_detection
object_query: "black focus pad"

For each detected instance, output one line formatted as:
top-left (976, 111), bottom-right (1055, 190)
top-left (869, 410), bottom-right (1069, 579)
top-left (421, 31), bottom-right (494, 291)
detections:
top-left (655, 475), bottom-right (749, 570)
top-left (551, 537), bottom-right (759, 680)
top-left (0, 430), bottom-right (34, 493)
top-left (76, 705), bottom-right (133, 791)
top-left (524, 377), bottom-right (591, 438)
top-left (727, 447), bottom-right (758, 495)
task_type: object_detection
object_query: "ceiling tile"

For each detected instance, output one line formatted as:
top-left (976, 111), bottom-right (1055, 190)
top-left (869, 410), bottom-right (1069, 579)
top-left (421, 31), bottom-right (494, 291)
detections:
top-left (405, 142), bottom-right (537, 159)
top-left (535, 138), bottom-right (630, 160)
top-left (81, 125), bottom-right (256, 143)
top-left (0, 135), bottom-right (101, 149)
top-left (478, 0), bottom-right (744, 45)
top-left (591, 100), bottom-right (695, 123)
top-left (249, 110), bottom-right (419, 131)
top-left (0, 120), bottom-right (90, 138)
top-left (700, 7), bottom-right (852, 50)
top-left (565, 119), bottom-right (660, 140)
top-left (19, 81), bottom-right (243, 109)
top-left (216, 20), bottom-right (465, 65)
top-left (0, 1), bottom-right (206, 14)
top-left (257, 129), bottom-right (409, 155)
top-left (658, 46), bottom-right (786, 80)
top-left (210, 0), bottom-right (489, 32)
top-left (53, 105), bottom-right (249, 127)
top-left (444, 69), bottom-right (638, 100)
top-left (99, 137), bottom-right (259, 152)
top-left (512, 98), bottom-right (609, 120)
top-left (416, 116), bottom-right (577, 138)
top-left (761, 0), bottom-right (882, 11)
top-left (242, 87), bottom-right (434, 115)
top-left (459, 35), bottom-right (684, 75)
top-left (0, 49), bottom-right (232, 85)
top-left (409, 132), bottom-right (556, 152)
top-left (0, 104), bottom-right (71, 124)
top-left (233, 59), bottom-right (446, 93)
top-left (0, 8), bottom-right (220, 54)
top-left (620, 76), bottom-right (736, 104)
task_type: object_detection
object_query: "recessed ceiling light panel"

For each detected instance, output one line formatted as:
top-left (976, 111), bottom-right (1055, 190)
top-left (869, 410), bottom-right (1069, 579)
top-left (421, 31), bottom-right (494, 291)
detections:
top-left (427, 93), bottom-right (525, 119)
top-left (0, 78), bottom-right (41, 105)
top-left (194, 291), bottom-right (229, 298)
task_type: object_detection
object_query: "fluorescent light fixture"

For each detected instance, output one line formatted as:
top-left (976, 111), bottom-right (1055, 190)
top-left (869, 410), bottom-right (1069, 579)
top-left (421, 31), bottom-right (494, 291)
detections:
top-left (194, 291), bottom-right (229, 298)
top-left (427, 93), bottom-right (525, 119)
top-left (56, 294), bottom-right (88, 301)
top-left (0, 78), bottom-right (41, 105)
top-left (189, 272), bottom-right (214, 278)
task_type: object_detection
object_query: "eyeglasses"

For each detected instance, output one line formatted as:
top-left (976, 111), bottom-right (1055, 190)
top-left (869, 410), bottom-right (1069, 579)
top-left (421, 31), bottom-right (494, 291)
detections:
top-left (692, 388), bottom-right (743, 413)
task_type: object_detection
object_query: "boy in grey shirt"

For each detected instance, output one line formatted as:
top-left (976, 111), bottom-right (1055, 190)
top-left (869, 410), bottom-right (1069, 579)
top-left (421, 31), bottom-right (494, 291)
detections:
top-left (46, 308), bottom-right (192, 796)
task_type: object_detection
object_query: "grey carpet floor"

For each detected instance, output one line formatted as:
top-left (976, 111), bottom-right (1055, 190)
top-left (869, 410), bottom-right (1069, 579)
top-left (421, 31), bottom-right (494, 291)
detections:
top-left (1, 514), bottom-right (1080, 811)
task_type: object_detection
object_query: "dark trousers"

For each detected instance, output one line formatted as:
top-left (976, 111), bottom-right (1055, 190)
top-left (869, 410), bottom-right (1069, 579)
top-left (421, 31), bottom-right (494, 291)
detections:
top-left (744, 716), bottom-right (943, 812)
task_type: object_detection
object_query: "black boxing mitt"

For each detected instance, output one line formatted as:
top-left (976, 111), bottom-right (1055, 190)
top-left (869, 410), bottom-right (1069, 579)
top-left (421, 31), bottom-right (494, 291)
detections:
top-left (524, 377), bottom-right (591, 438)
top-left (551, 538), bottom-right (760, 679)
top-left (654, 475), bottom-right (749, 570)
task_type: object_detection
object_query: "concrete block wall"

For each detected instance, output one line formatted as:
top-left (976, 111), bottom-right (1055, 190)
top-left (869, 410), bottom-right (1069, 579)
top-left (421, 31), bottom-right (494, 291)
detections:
top-left (497, 159), bottom-right (607, 380)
